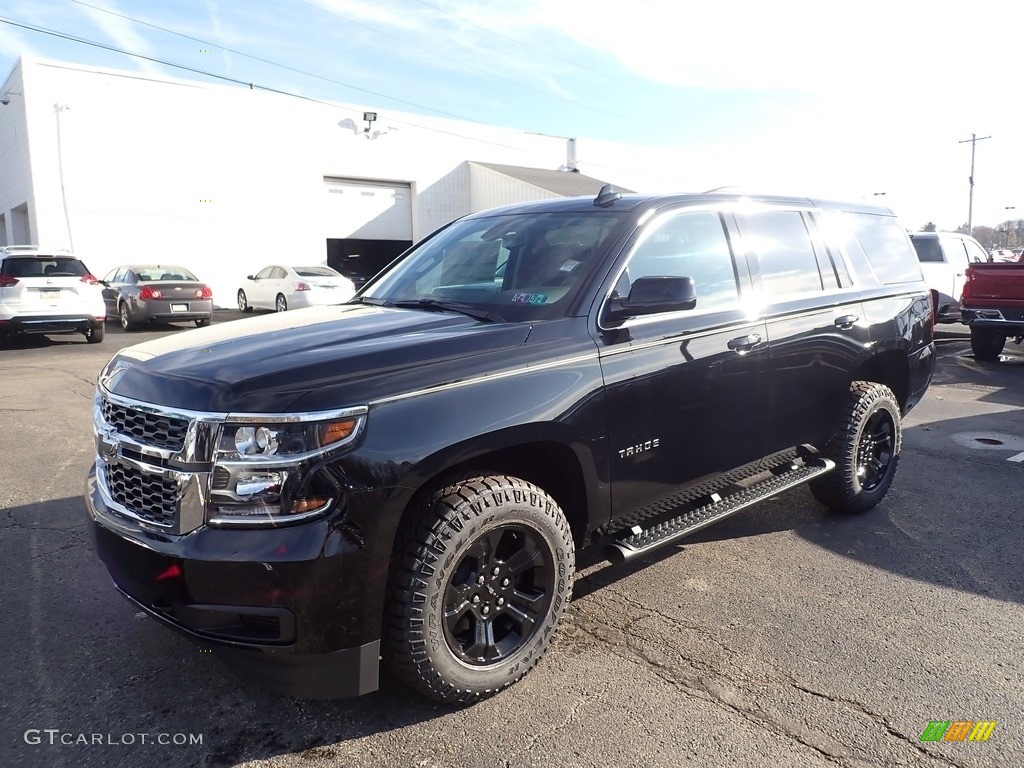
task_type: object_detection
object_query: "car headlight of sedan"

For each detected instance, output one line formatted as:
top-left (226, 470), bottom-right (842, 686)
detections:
top-left (208, 407), bottom-right (366, 527)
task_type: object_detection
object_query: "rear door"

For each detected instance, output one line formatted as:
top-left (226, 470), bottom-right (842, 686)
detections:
top-left (597, 206), bottom-right (771, 519)
top-left (734, 206), bottom-right (870, 453)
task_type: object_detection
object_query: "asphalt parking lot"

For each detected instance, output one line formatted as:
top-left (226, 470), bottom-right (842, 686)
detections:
top-left (1, 315), bottom-right (1022, 768)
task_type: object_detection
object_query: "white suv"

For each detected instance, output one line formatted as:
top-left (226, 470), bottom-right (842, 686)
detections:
top-left (0, 245), bottom-right (106, 343)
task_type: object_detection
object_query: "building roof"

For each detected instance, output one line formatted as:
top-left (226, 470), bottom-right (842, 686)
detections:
top-left (470, 162), bottom-right (632, 197)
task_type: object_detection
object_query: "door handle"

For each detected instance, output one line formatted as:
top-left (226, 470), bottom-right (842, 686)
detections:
top-left (834, 314), bottom-right (858, 330)
top-left (727, 333), bottom-right (762, 352)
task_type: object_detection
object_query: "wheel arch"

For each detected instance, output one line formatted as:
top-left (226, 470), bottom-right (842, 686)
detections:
top-left (852, 350), bottom-right (910, 411)
top-left (391, 433), bottom-right (599, 554)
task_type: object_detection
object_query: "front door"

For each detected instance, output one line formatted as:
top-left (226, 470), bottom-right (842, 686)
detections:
top-left (596, 207), bottom-right (771, 521)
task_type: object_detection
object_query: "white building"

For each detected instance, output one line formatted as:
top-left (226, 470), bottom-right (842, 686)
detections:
top-left (0, 56), bottom-right (656, 305)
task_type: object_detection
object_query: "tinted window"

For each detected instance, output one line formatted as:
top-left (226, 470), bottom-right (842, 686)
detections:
top-left (1, 257), bottom-right (88, 278)
top-left (624, 210), bottom-right (739, 310)
top-left (910, 237), bottom-right (944, 262)
top-left (850, 214), bottom-right (922, 284)
top-left (738, 210), bottom-right (823, 295)
top-left (806, 213), bottom-right (851, 289)
top-left (295, 267), bottom-right (339, 277)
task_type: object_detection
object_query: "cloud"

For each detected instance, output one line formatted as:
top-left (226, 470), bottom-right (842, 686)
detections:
top-left (76, 0), bottom-right (165, 76)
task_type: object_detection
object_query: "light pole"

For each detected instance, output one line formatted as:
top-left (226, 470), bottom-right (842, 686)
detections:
top-left (959, 133), bottom-right (991, 235)
top-left (1006, 206), bottom-right (1017, 249)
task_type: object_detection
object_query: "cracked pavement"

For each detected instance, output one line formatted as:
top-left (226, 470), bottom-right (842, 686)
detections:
top-left (1, 321), bottom-right (1021, 768)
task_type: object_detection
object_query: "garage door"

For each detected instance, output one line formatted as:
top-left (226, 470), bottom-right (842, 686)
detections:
top-left (323, 178), bottom-right (413, 241)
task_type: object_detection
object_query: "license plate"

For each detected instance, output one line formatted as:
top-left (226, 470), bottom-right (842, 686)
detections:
top-left (41, 290), bottom-right (60, 300)
top-left (171, 303), bottom-right (188, 312)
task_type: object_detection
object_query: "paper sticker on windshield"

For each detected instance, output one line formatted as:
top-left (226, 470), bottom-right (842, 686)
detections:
top-left (559, 259), bottom-right (582, 272)
top-left (512, 292), bottom-right (548, 305)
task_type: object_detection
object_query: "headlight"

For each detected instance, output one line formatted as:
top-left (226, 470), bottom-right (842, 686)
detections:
top-left (208, 408), bottom-right (366, 527)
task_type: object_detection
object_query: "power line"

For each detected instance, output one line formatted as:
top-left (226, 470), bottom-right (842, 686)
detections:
top-left (65, 0), bottom-right (471, 120)
top-left (0, 15), bottom-right (539, 152)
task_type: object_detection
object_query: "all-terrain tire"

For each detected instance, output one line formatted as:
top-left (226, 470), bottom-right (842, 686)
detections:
top-left (809, 381), bottom-right (902, 514)
top-left (970, 327), bottom-right (1005, 361)
top-left (384, 474), bottom-right (575, 704)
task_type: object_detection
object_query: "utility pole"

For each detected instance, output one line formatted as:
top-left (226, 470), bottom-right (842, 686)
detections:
top-left (959, 133), bottom-right (991, 236)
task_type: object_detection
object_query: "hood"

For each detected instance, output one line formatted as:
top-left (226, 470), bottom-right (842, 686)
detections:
top-left (106, 305), bottom-right (532, 412)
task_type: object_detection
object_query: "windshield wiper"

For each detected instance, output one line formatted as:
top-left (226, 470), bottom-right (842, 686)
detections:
top-left (347, 296), bottom-right (393, 307)
top-left (389, 299), bottom-right (505, 323)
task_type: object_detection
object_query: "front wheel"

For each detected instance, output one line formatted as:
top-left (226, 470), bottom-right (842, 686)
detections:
top-left (237, 290), bottom-right (253, 313)
top-left (971, 327), bottom-right (1005, 361)
top-left (119, 303), bottom-right (135, 331)
top-left (810, 381), bottom-right (902, 514)
top-left (385, 474), bottom-right (575, 704)
top-left (275, 294), bottom-right (288, 312)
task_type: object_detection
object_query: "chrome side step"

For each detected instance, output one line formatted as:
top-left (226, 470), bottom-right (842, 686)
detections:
top-left (606, 458), bottom-right (834, 563)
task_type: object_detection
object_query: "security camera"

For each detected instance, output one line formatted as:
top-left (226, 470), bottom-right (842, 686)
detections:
top-left (0, 97), bottom-right (10, 106)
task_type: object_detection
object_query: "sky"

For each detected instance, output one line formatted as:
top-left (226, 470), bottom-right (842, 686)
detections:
top-left (1, 0), bottom-right (1022, 232)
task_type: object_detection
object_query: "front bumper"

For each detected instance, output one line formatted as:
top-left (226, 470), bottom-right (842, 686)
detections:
top-left (86, 464), bottom-right (384, 698)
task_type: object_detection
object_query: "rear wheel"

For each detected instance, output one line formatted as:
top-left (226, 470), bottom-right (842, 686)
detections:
top-left (970, 327), bottom-right (1005, 361)
top-left (385, 474), bottom-right (575, 704)
top-left (810, 381), bottom-right (902, 514)
top-left (119, 303), bottom-right (136, 331)
top-left (85, 323), bottom-right (105, 343)
top-left (275, 294), bottom-right (288, 312)
top-left (237, 290), bottom-right (252, 313)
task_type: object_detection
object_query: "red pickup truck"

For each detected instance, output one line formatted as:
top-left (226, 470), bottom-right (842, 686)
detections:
top-left (961, 262), bottom-right (1024, 360)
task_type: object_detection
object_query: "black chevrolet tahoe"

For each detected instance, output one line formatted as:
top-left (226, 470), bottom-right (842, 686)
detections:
top-left (86, 189), bottom-right (935, 704)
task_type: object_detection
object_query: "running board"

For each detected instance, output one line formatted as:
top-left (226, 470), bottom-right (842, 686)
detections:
top-left (605, 458), bottom-right (835, 563)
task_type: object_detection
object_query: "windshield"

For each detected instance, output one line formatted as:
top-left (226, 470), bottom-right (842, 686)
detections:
top-left (361, 211), bottom-right (626, 320)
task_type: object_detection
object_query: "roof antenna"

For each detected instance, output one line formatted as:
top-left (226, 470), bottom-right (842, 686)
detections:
top-left (594, 184), bottom-right (621, 208)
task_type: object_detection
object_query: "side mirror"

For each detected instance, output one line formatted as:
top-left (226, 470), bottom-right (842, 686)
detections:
top-left (246, 274), bottom-right (255, 281)
top-left (605, 276), bottom-right (697, 322)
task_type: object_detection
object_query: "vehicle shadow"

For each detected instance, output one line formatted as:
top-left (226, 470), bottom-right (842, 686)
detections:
top-left (577, 404), bottom-right (1024, 609)
top-left (1, 495), bottom-right (455, 768)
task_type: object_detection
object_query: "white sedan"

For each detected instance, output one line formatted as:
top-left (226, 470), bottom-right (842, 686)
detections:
top-left (237, 265), bottom-right (356, 313)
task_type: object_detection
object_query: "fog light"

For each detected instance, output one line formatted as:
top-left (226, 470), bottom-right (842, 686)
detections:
top-left (235, 472), bottom-right (284, 497)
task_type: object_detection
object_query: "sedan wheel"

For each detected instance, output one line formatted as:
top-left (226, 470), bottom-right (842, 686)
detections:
top-left (275, 294), bottom-right (288, 312)
top-left (237, 290), bottom-right (252, 313)
top-left (119, 303), bottom-right (135, 331)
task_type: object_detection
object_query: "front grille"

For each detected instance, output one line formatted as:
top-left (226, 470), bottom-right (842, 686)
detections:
top-left (102, 398), bottom-right (188, 452)
top-left (105, 462), bottom-right (178, 528)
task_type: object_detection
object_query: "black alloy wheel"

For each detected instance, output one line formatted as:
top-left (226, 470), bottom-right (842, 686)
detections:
top-left (385, 474), bottom-right (574, 704)
top-left (810, 381), bottom-right (902, 514)
top-left (442, 525), bottom-right (554, 666)
top-left (855, 409), bottom-right (895, 492)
